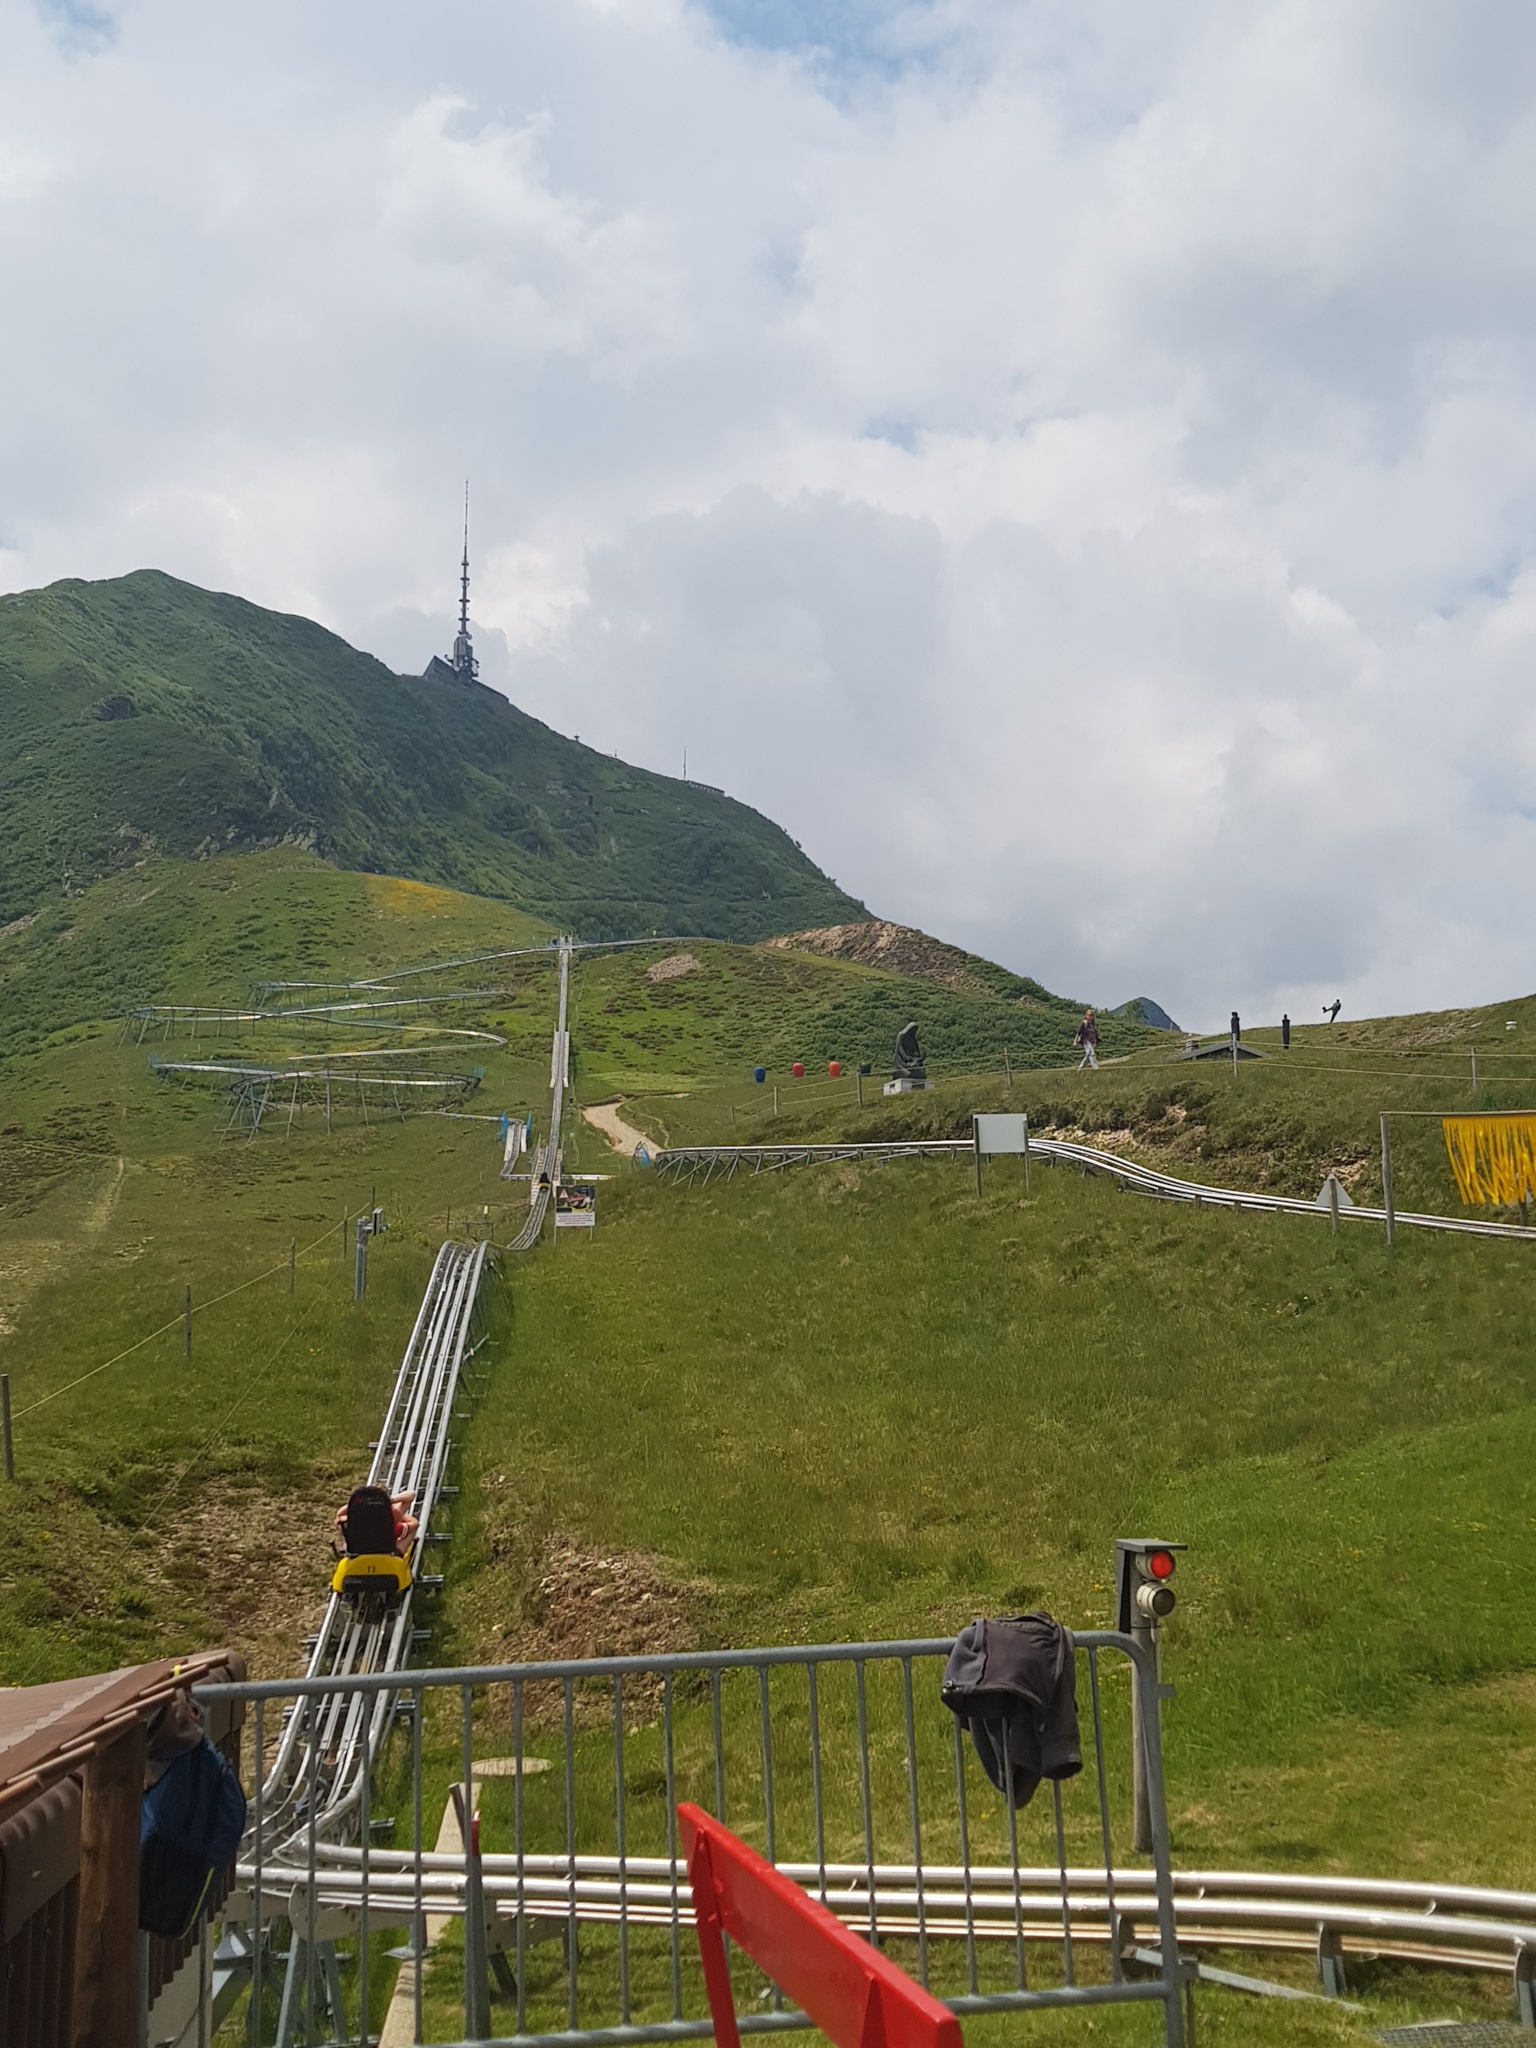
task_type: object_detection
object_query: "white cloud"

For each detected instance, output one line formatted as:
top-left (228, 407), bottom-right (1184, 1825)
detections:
top-left (5, 0), bottom-right (1536, 1023)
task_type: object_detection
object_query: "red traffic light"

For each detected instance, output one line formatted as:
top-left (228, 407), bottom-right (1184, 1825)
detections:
top-left (1145, 1548), bottom-right (1176, 1580)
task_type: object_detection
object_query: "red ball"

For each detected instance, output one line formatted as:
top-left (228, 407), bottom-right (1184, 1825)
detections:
top-left (828, 1061), bottom-right (841, 1077)
top-left (791, 1061), bottom-right (805, 1078)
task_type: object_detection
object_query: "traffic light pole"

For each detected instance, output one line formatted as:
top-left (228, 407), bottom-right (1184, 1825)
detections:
top-left (1130, 1609), bottom-right (1160, 1854)
top-left (1115, 1538), bottom-right (1184, 1855)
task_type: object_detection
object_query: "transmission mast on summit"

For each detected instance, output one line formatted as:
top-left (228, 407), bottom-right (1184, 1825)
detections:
top-left (450, 481), bottom-right (479, 681)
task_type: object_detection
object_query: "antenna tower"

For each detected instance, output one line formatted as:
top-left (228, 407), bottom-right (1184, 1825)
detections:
top-left (450, 481), bottom-right (479, 681)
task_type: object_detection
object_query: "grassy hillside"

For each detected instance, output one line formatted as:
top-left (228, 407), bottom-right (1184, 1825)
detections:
top-left (5, 862), bottom-right (1536, 2036)
top-left (0, 844), bottom-right (552, 1069)
top-left (0, 569), bottom-right (867, 940)
top-left (568, 938), bottom-right (1157, 1098)
top-left (0, 854), bottom-right (1159, 1673)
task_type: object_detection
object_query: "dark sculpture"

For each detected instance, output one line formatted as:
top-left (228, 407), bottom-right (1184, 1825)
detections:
top-left (893, 1021), bottom-right (926, 1081)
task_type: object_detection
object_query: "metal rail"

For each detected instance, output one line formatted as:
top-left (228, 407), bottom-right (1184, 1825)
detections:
top-left (131, 991), bottom-right (501, 1026)
top-left (237, 1847), bottom-right (1536, 1986)
top-left (508, 1184), bottom-right (552, 1250)
top-left (652, 1139), bottom-right (1536, 1242)
top-left (501, 936), bottom-right (573, 1248)
top-left (258, 1237), bottom-right (490, 1851)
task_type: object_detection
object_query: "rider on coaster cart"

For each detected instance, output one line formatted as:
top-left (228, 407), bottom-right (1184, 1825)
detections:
top-left (335, 1485), bottom-right (419, 1558)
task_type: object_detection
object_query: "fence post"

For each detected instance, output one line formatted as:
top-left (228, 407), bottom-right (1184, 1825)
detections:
top-left (288, 1240), bottom-right (296, 1295)
top-left (454, 1766), bottom-right (491, 2039)
top-left (1380, 1113), bottom-right (1396, 1249)
top-left (184, 1285), bottom-right (192, 1361)
top-left (1131, 1643), bottom-right (1189, 2048)
top-left (1023, 1112), bottom-right (1031, 1192)
top-left (1328, 1174), bottom-right (1340, 1237)
top-left (355, 1218), bottom-right (369, 1301)
top-left (1471, 1049), bottom-right (1478, 1099)
top-left (1003, 1047), bottom-right (1013, 1088)
top-left (2, 1372), bottom-right (13, 1481)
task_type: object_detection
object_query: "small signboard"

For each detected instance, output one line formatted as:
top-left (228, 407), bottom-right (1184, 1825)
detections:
top-left (973, 1113), bottom-right (1029, 1156)
top-left (554, 1182), bottom-right (597, 1229)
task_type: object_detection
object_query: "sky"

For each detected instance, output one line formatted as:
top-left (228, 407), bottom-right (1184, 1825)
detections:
top-left (4, 1), bottom-right (1536, 1027)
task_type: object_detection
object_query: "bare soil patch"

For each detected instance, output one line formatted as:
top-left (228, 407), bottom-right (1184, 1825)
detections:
top-left (466, 1478), bottom-right (708, 1721)
top-left (582, 1100), bottom-right (649, 1157)
top-left (644, 952), bottom-right (700, 984)
top-left (156, 1474), bottom-right (344, 1679)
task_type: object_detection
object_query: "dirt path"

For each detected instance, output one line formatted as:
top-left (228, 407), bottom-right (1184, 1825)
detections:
top-left (582, 1101), bottom-right (651, 1157)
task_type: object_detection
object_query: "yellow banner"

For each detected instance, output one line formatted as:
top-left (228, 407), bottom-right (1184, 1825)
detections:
top-left (1442, 1115), bottom-right (1536, 1205)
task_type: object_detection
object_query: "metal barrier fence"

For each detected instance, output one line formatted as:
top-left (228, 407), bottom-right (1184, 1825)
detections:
top-left (196, 1634), bottom-right (1185, 2048)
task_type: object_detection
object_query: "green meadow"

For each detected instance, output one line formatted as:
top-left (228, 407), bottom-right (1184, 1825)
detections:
top-left (4, 854), bottom-right (1536, 2037)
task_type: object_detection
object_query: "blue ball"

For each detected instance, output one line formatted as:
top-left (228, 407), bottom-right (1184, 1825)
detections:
top-left (754, 1066), bottom-right (767, 1084)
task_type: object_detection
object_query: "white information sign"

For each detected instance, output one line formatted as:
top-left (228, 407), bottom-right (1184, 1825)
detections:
top-left (555, 1183), bottom-right (597, 1229)
top-left (973, 1113), bottom-right (1029, 1156)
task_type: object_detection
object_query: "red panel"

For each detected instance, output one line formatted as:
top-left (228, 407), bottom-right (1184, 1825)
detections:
top-left (678, 1804), bottom-right (963, 2048)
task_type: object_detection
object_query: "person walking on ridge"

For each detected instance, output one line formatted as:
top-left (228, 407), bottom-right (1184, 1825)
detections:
top-left (1075, 1008), bottom-right (1100, 1071)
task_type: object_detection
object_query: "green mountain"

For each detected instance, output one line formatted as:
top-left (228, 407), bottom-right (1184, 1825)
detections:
top-left (1112, 995), bottom-right (1181, 1031)
top-left (0, 570), bottom-right (867, 940)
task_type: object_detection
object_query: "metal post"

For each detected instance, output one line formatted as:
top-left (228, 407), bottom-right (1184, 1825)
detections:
top-left (773, 1086), bottom-right (778, 1116)
top-left (1003, 1047), bottom-right (1013, 1088)
top-left (1130, 1616), bottom-right (1162, 1855)
top-left (974, 1121), bottom-right (983, 1197)
top-left (856, 1070), bottom-right (863, 1107)
top-left (184, 1285), bottom-right (192, 1360)
top-left (459, 1736), bottom-right (490, 2036)
top-left (1231, 1031), bottom-right (1238, 1078)
top-left (1328, 1174), bottom-right (1340, 1237)
top-left (1381, 1112), bottom-right (1396, 1249)
top-left (287, 1240), bottom-right (295, 1295)
top-left (355, 1218), bottom-right (369, 1301)
top-left (1, 1373), bottom-right (13, 1481)
top-left (1131, 1645), bottom-right (1188, 2048)
top-left (1472, 1049), bottom-right (1478, 1098)
top-left (1023, 1113), bottom-right (1031, 1192)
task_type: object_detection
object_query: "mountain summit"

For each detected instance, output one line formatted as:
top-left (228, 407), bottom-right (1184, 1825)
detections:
top-left (0, 570), bottom-right (867, 939)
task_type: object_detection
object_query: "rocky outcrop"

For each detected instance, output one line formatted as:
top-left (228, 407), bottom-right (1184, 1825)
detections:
top-left (765, 920), bottom-right (1002, 998)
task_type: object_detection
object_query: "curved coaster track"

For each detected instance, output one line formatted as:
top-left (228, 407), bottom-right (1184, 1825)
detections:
top-left (652, 1137), bottom-right (1536, 1242)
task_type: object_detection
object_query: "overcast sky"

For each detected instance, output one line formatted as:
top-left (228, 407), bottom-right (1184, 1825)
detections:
top-left (5, 0), bottom-right (1536, 1026)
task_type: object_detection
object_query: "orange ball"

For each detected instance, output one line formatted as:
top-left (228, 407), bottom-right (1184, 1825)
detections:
top-left (791, 1061), bottom-right (805, 1078)
top-left (828, 1061), bottom-right (841, 1077)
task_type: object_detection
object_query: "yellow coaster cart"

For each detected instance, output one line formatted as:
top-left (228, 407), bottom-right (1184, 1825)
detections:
top-left (331, 1484), bottom-right (414, 1626)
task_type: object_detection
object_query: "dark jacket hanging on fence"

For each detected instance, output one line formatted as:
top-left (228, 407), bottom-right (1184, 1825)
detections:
top-left (940, 1613), bottom-right (1082, 1807)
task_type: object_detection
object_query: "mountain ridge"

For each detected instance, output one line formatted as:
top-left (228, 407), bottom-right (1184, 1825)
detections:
top-left (0, 569), bottom-right (868, 942)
